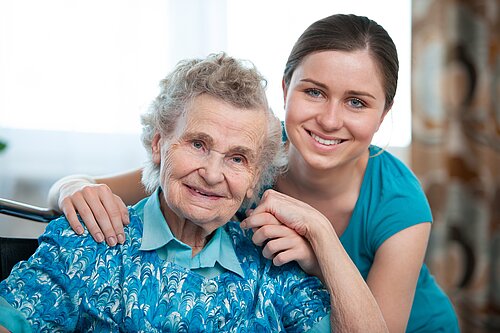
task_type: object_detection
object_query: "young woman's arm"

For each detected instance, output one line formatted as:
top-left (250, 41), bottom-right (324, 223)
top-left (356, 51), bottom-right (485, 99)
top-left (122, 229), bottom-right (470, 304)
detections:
top-left (242, 190), bottom-right (389, 333)
top-left (365, 223), bottom-right (431, 332)
top-left (47, 168), bottom-right (146, 246)
top-left (309, 219), bottom-right (430, 333)
top-left (243, 189), bottom-right (433, 332)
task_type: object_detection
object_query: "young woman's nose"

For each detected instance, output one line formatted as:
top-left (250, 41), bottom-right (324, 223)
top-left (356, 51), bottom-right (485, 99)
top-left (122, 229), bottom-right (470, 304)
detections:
top-left (316, 102), bottom-right (344, 131)
top-left (198, 152), bottom-right (225, 185)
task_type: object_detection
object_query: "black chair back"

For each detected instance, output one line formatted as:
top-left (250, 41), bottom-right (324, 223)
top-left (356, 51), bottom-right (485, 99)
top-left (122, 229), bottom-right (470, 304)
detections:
top-left (0, 237), bottom-right (39, 280)
top-left (0, 198), bottom-right (61, 280)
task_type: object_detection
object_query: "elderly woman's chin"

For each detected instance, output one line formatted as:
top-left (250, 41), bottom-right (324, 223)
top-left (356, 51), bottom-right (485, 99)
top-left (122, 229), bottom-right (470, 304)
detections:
top-left (177, 200), bottom-right (238, 227)
top-left (160, 185), bottom-right (245, 232)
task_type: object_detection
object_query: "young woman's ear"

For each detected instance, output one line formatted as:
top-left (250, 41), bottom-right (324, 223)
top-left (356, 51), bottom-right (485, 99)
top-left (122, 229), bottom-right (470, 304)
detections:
top-left (376, 104), bottom-right (393, 132)
top-left (282, 78), bottom-right (289, 109)
top-left (151, 133), bottom-right (162, 164)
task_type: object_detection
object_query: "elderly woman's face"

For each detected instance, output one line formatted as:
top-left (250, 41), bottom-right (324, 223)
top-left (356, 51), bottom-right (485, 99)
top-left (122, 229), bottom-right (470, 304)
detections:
top-left (152, 94), bottom-right (267, 233)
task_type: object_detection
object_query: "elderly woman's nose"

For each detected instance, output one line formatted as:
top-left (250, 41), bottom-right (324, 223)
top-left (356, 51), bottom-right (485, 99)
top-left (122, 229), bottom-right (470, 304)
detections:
top-left (198, 153), bottom-right (225, 184)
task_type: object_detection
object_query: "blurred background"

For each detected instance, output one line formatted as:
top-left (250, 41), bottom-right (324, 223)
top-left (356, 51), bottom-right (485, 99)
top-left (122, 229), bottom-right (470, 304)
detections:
top-left (0, 0), bottom-right (498, 331)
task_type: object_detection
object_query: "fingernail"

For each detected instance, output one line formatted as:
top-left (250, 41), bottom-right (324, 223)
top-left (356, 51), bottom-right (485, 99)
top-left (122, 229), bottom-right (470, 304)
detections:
top-left (124, 218), bottom-right (130, 225)
top-left (240, 222), bottom-right (247, 229)
top-left (107, 236), bottom-right (117, 247)
top-left (117, 233), bottom-right (125, 244)
top-left (75, 226), bottom-right (84, 235)
top-left (95, 232), bottom-right (105, 243)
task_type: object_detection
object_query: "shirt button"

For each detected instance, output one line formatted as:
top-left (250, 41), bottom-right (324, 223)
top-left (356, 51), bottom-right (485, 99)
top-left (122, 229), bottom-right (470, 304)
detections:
top-left (205, 280), bottom-right (218, 293)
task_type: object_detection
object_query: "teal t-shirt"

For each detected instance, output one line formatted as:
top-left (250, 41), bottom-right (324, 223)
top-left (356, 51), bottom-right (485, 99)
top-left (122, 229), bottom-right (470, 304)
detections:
top-left (248, 125), bottom-right (459, 331)
top-left (340, 145), bottom-right (459, 332)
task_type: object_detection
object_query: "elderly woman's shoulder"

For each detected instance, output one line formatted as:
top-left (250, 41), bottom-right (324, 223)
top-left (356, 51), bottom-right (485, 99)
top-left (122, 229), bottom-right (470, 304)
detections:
top-left (223, 222), bottom-right (263, 258)
top-left (40, 207), bottom-right (144, 250)
top-left (224, 222), bottom-right (254, 245)
top-left (223, 222), bottom-right (310, 277)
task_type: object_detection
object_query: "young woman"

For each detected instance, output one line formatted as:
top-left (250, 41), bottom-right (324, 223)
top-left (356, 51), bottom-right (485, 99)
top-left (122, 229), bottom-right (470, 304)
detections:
top-left (49, 14), bottom-right (459, 332)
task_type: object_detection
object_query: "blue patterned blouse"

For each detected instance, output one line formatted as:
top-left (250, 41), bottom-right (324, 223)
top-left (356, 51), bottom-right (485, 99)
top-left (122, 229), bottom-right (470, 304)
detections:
top-left (0, 193), bottom-right (330, 332)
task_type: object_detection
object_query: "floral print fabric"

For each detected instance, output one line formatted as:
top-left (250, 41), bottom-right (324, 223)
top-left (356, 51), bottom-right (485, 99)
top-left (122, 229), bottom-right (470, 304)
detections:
top-left (0, 208), bottom-right (330, 332)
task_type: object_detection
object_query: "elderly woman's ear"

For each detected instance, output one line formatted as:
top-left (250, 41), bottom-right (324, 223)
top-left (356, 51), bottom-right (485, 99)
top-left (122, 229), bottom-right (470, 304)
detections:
top-left (245, 187), bottom-right (255, 202)
top-left (151, 133), bottom-right (162, 165)
top-left (245, 169), bottom-right (261, 201)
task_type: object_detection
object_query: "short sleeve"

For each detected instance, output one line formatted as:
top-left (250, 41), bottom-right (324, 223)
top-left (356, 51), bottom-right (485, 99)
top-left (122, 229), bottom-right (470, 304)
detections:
top-left (370, 174), bottom-right (433, 251)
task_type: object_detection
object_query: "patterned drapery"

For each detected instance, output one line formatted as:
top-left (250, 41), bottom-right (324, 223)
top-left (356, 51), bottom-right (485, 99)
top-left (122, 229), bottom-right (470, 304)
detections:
top-left (411, 0), bottom-right (499, 331)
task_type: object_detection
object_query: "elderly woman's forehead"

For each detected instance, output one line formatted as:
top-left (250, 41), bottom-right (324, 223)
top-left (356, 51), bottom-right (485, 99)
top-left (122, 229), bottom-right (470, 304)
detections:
top-left (183, 94), bottom-right (266, 122)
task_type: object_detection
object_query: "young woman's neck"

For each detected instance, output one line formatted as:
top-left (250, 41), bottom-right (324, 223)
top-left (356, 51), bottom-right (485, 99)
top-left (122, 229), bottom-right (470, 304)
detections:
top-left (277, 147), bottom-right (370, 201)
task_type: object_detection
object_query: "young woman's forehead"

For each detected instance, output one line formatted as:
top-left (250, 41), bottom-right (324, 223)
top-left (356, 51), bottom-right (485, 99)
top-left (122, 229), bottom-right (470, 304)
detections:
top-left (295, 50), bottom-right (385, 94)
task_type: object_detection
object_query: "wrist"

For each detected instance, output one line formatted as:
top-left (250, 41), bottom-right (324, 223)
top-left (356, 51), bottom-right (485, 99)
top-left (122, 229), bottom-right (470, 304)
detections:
top-left (306, 215), bottom-right (336, 244)
top-left (306, 218), bottom-right (342, 270)
top-left (47, 174), bottom-right (96, 210)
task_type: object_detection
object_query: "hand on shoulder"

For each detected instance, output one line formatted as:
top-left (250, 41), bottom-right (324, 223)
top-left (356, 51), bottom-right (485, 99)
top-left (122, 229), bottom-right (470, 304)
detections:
top-left (48, 175), bottom-right (129, 246)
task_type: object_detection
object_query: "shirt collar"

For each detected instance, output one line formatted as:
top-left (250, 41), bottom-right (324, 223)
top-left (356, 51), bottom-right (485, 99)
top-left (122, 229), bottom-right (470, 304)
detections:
top-left (139, 189), bottom-right (174, 251)
top-left (138, 188), bottom-right (244, 277)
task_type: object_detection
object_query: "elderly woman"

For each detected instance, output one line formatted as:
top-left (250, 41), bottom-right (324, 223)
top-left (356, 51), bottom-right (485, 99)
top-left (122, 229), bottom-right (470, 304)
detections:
top-left (0, 53), bottom-right (331, 332)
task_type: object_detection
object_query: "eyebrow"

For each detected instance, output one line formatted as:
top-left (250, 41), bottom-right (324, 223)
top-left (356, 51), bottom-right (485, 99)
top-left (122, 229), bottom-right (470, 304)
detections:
top-left (346, 90), bottom-right (377, 100)
top-left (182, 131), bottom-right (257, 161)
top-left (300, 78), bottom-right (328, 90)
top-left (300, 78), bottom-right (377, 100)
top-left (183, 132), bottom-right (213, 146)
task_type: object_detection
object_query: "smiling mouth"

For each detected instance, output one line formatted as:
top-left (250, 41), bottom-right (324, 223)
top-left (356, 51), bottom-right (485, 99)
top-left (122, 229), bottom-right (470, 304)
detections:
top-left (186, 185), bottom-right (223, 198)
top-left (309, 131), bottom-right (344, 146)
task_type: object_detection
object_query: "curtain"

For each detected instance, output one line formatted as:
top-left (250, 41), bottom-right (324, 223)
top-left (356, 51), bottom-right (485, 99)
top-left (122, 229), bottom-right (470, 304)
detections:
top-left (411, 0), bottom-right (499, 331)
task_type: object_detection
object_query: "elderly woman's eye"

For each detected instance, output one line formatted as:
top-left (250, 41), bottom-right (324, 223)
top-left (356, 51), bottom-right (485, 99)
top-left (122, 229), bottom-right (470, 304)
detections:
top-left (192, 140), bottom-right (204, 150)
top-left (231, 155), bottom-right (245, 164)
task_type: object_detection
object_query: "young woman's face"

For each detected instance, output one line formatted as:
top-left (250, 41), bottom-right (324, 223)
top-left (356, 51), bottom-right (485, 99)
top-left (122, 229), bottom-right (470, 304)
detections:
top-left (283, 50), bottom-right (388, 171)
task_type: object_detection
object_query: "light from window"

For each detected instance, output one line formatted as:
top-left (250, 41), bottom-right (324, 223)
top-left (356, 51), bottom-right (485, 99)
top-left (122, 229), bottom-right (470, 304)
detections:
top-left (0, 0), bottom-right (411, 147)
top-left (0, 0), bottom-right (170, 133)
top-left (226, 0), bottom-right (412, 147)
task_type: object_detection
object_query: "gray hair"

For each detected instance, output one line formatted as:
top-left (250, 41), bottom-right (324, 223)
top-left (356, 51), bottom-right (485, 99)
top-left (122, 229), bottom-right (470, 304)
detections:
top-left (141, 52), bottom-right (287, 207)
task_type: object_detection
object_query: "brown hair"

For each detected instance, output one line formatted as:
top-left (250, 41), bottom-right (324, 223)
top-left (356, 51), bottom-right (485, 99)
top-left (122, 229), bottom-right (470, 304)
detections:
top-left (283, 14), bottom-right (399, 110)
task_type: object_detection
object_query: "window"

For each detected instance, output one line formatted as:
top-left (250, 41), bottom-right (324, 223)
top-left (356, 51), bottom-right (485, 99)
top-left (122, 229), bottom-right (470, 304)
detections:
top-left (0, 0), bottom-right (411, 182)
top-left (226, 0), bottom-right (412, 147)
top-left (0, 0), bottom-right (171, 133)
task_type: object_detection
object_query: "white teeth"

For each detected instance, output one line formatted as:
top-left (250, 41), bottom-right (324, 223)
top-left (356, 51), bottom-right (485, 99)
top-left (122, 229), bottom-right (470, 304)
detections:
top-left (193, 187), bottom-right (220, 197)
top-left (311, 133), bottom-right (341, 146)
top-left (194, 188), bottom-right (208, 196)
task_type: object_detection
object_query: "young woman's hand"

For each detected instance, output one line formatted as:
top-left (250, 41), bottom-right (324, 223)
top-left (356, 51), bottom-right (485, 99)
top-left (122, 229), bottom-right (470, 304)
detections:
top-left (57, 179), bottom-right (129, 246)
top-left (241, 189), bottom-right (331, 279)
top-left (243, 189), bottom-right (332, 237)
top-left (244, 210), bottom-right (323, 280)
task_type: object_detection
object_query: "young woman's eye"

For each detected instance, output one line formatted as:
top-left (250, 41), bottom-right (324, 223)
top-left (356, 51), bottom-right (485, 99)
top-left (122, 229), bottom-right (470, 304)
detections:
top-left (348, 98), bottom-right (366, 109)
top-left (305, 88), bottom-right (323, 98)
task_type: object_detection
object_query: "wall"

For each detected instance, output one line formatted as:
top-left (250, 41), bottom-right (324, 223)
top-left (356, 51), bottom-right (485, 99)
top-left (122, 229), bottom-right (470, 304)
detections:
top-left (0, 128), bottom-right (146, 238)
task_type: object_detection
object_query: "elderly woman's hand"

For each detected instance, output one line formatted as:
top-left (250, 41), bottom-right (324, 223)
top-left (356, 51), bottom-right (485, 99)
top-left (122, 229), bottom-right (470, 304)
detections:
top-left (56, 179), bottom-right (129, 246)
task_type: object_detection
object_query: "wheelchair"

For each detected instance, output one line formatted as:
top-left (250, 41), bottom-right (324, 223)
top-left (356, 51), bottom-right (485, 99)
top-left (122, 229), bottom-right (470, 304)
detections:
top-left (0, 198), bottom-right (61, 280)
